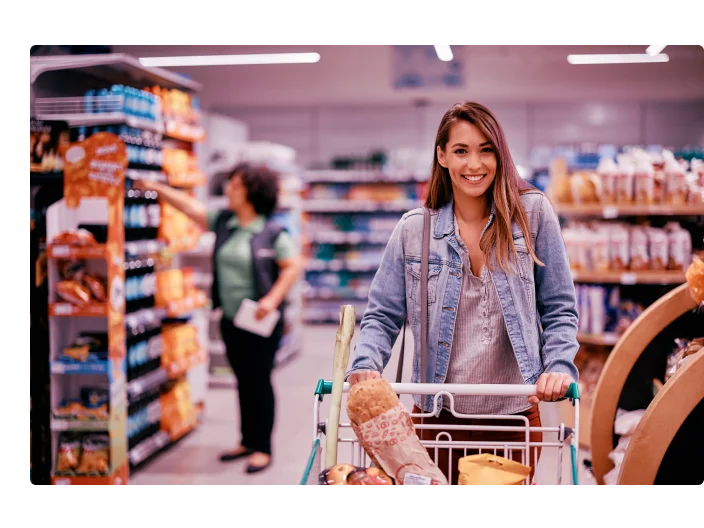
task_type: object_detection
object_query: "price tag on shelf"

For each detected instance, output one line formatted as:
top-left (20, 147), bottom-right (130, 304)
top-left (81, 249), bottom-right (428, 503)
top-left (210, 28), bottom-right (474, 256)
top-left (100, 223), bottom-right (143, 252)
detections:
top-left (52, 245), bottom-right (70, 257)
top-left (52, 420), bottom-right (68, 431)
top-left (602, 206), bottom-right (619, 219)
top-left (54, 303), bottom-right (73, 315)
top-left (51, 363), bottom-right (65, 374)
top-left (620, 272), bottom-right (638, 285)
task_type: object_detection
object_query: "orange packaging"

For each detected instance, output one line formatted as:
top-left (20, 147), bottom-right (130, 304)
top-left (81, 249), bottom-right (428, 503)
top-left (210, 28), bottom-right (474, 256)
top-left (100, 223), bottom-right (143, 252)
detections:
top-left (155, 270), bottom-right (185, 307)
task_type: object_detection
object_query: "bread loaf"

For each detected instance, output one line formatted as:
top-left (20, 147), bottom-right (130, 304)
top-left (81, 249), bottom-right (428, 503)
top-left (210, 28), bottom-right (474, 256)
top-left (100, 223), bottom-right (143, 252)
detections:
top-left (347, 379), bottom-right (448, 485)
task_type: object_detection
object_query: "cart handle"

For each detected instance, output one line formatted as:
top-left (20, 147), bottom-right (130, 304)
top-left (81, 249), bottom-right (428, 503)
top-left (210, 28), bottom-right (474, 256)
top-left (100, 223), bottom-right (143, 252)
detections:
top-left (315, 379), bottom-right (580, 400)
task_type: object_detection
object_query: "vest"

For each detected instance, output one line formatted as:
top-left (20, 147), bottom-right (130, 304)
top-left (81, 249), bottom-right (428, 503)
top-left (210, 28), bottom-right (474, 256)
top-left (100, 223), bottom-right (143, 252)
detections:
top-left (211, 210), bottom-right (286, 314)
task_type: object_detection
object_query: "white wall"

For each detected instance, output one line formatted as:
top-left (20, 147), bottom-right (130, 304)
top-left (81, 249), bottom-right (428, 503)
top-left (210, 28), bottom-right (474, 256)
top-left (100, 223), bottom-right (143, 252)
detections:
top-left (223, 101), bottom-right (704, 170)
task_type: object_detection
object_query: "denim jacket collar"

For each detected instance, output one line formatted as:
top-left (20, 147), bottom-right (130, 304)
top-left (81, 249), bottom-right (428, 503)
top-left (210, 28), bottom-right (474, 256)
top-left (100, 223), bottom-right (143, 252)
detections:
top-left (434, 196), bottom-right (497, 240)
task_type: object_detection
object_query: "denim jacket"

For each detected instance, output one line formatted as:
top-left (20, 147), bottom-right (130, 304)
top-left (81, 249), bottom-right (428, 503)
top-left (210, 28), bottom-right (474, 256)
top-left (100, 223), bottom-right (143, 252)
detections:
top-left (346, 190), bottom-right (580, 412)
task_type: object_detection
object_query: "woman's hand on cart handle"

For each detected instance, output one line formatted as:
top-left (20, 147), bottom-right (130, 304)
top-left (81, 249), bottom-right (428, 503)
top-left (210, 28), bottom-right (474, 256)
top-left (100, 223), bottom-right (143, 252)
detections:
top-left (348, 370), bottom-right (381, 386)
top-left (528, 373), bottom-right (574, 404)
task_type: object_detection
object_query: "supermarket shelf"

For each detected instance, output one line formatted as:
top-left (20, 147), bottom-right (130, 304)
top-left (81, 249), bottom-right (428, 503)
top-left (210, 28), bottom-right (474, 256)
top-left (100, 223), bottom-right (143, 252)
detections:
top-left (166, 291), bottom-right (208, 317)
top-left (51, 462), bottom-right (128, 485)
top-left (577, 333), bottom-right (620, 346)
top-left (48, 244), bottom-right (106, 259)
top-left (125, 239), bottom-right (167, 257)
top-left (34, 106), bottom-right (164, 133)
top-left (571, 270), bottom-right (687, 285)
top-left (304, 287), bottom-right (370, 300)
top-left (307, 260), bottom-right (379, 272)
top-left (31, 53), bottom-right (202, 91)
top-left (303, 199), bottom-right (421, 213)
top-left (126, 168), bottom-right (168, 183)
top-left (164, 121), bottom-right (206, 143)
top-left (209, 195), bottom-right (301, 212)
top-left (125, 307), bottom-right (167, 329)
top-left (554, 203), bottom-right (704, 218)
top-left (51, 360), bottom-right (109, 375)
top-left (128, 430), bottom-right (171, 466)
top-left (304, 170), bottom-right (428, 183)
top-left (306, 231), bottom-right (393, 245)
top-left (51, 418), bottom-right (109, 431)
top-left (208, 341), bottom-right (226, 356)
top-left (50, 303), bottom-right (108, 317)
top-left (127, 368), bottom-right (169, 401)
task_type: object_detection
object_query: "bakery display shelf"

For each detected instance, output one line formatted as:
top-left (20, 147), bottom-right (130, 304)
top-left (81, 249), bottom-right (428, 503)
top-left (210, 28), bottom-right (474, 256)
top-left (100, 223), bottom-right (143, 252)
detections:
top-left (571, 270), bottom-right (686, 285)
top-left (555, 202), bottom-right (704, 219)
top-left (47, 244), bottom-right (107, 259)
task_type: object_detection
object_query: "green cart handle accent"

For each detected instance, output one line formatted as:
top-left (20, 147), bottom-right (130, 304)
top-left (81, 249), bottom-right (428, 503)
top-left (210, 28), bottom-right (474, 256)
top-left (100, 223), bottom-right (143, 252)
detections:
top-left (315, 379), bottom-right (332, 396)
top-left (300, 438), bottom-right (321, 485)
top-left (564, 382), bottom-right (580, 401)
top-left (571, 444), bottom-right (579, 485)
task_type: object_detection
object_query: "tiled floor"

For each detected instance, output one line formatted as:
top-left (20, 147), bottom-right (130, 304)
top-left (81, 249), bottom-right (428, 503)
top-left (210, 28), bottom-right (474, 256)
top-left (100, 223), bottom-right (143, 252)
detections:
top-left (131, 324), bottom-right (594, 485)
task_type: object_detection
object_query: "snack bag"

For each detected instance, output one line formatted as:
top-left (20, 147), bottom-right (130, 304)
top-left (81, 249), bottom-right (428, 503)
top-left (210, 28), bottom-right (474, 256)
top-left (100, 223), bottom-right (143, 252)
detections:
top-left (82, 274), bottom-right (107, 302)
top-left (347, 379), bottom-right (448, 485)
top-left (634, 157), bottom-right (655, 204)
top-left (58, 259), bottom-right (87, 281)
top-left (77, 434), bottom-right (110, 474)
top-left (668, 227), bottom-right (692, 271)
top-left (664, 153), bottom-right (688, 205)
top-left (54, 399), bottom-right (84, 419)
top-left (457, 454), bottom-right (531, 485)
top-left (597, 157), bottom-right (618, 204)
top-left (56, 280), bottom-right (92, 306)
top-left (615, 156), bottom-right (634, 204)
top-left (592, 228), bottom-right (610, 272)
top-left (609, 226), bottom-right (630, 271)
top-left (685, 256), bottom-right (704, 305)
top-left (80, 388), bottom-right (109, 420)
top-left (56, 434), bottom-right (82, 473)
top-left (52, 229), bottom-right (96, 246)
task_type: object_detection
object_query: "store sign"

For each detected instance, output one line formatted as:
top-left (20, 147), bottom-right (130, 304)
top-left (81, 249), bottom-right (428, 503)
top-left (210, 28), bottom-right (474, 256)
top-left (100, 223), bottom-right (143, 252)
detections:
top-left (392, 46), bottom-right (463, 90)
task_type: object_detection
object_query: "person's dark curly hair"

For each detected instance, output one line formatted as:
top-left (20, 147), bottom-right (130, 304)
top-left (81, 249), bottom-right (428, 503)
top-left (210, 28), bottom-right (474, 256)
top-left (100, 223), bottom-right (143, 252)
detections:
top-left (229, 163), bottom-right (280, 217)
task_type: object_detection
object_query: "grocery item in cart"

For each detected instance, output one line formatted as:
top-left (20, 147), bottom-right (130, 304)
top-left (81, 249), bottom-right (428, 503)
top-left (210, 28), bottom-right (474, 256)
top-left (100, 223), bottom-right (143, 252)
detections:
top-left (347, 379), bottom-right (448, 485)
top-left (457, 453), bottom-right (531, 485)
top-left (318, 464), bottom-right (394, 485)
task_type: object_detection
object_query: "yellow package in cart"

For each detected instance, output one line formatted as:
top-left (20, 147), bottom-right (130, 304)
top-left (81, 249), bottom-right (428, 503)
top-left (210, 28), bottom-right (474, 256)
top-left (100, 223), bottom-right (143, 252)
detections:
top-left (458, 454), bottom-right (531, 485)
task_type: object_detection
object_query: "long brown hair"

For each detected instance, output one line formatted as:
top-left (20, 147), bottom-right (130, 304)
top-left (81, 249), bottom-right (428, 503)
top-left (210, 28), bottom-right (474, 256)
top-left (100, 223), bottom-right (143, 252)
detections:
top-left (425, 101), bottom-right (543, 272)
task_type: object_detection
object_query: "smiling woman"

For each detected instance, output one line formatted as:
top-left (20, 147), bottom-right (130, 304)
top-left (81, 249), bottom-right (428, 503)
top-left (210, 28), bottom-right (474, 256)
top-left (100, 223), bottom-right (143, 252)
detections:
top-left (346, 101), bottom-right (580, 484)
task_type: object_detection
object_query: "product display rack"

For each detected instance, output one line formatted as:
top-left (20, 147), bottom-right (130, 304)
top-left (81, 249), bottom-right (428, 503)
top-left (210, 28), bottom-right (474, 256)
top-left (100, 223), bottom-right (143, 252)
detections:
top-left (301, 169), bottom-right (427, 323)
top-left (589, 282), bottom-right (702, 484)
top-left (31, 54), bottom-right (209, 484)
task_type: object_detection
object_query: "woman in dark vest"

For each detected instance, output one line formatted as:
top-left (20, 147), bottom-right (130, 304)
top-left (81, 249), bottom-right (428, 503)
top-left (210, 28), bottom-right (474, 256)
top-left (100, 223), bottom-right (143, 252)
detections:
top-left (134, 163), bottom-right (302, 474)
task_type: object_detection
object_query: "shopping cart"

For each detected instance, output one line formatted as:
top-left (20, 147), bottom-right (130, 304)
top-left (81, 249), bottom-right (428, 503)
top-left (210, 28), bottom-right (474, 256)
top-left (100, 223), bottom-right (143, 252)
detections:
top-left (301, 380), bottom-right (580, 485)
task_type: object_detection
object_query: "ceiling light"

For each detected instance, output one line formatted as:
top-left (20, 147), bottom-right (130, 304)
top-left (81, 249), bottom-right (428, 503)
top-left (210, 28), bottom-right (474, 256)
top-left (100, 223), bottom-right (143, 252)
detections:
top-left (139, 53), bottom-right (321, 67)
top-left (434, 45), bottom-right (453, 62)
top-left (567, 54), bottom-right (669, 65)
top-left (646, 45), bottom-right (667, 56)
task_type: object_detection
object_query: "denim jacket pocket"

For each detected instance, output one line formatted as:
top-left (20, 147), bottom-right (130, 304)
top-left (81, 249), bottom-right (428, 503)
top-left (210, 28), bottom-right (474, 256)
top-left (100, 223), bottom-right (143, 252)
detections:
top-left (406, 259), bottom-right (442, 305)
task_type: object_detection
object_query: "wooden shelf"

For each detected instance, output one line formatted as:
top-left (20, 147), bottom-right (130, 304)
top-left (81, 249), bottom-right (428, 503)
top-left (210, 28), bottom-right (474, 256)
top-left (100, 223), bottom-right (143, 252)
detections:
top-left (50, 303), bottom-right (108, 317)
top-left (590, 283), bottom-right (698, 484)
top-left (571, 270), bottom-right (686, 285)
top-left (48, 244), bottom-right (106, 260)
top-left (554, 203), bottom-right (704, 218)
top-left (52, 462), bottom-right (128, 485)
top-left (618, 351), bottom-right (704, 484)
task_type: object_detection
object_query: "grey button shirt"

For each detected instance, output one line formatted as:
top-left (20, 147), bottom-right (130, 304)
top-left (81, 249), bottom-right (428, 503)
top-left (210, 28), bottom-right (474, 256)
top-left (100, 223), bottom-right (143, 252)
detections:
top-left (444, 216), bottom-right (532, 415)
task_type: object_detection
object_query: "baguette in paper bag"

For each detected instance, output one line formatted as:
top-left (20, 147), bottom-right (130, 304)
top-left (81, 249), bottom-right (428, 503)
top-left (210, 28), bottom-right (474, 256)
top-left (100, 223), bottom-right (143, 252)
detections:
top-left (347, 379), bottom-right (448, 485)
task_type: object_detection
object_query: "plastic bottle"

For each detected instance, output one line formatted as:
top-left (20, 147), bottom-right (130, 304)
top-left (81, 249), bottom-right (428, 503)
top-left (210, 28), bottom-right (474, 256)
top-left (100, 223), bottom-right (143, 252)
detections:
top-left (84, 90), bottom-right (95, 113)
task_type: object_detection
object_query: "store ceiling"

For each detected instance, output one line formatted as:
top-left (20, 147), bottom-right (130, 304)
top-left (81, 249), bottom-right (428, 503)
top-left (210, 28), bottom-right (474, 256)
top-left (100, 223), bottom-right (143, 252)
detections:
top-left (111, 45), bottom-right (704, 110)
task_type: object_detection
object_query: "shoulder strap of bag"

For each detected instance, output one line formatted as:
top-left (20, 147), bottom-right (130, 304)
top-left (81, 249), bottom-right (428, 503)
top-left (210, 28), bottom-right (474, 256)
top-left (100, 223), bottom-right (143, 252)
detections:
top-left (396, 207), bottom-right (430, 384)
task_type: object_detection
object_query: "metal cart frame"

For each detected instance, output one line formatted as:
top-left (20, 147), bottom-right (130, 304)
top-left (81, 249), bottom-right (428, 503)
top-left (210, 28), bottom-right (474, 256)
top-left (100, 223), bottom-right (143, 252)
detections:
top-left (301, 380), bottom-right (580, 485)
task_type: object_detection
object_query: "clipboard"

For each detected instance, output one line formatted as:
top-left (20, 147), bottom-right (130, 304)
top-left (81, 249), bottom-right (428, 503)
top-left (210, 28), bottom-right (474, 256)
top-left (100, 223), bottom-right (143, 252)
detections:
top-left (233, 298), bottom-right (281, 338)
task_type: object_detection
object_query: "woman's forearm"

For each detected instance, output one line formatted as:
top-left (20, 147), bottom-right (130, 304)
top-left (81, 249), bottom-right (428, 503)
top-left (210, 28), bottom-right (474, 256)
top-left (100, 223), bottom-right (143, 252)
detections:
top-left (266, 258), bottom-right (304, 307)
top-left (140, 180), bottom-right (208, 230)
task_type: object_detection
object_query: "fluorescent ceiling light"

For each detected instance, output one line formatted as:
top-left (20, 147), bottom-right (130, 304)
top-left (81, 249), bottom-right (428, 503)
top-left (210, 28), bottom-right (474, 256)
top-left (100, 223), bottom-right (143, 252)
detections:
top-left (567, 53), bottom-right (669, 65)
top-left (434, 45), bottom-right (453, 62)
top-left (139, 53), bottom-right (321, 67)
top-left (646, 45), bottom-right (667, 56)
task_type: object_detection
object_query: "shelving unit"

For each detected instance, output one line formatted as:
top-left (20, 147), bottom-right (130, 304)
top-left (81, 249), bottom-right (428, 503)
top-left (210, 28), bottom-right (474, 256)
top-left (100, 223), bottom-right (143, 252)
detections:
top-left (301, 169), bottom-right (427, 323)
top-left (554, 203), bottom-right (704, 219)
top-left (571, 270), bottom-right (687, 285)
top-left (31, 54), bottom-right (208, 485)
top-left (589, 282), bottom-right (701, 485)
